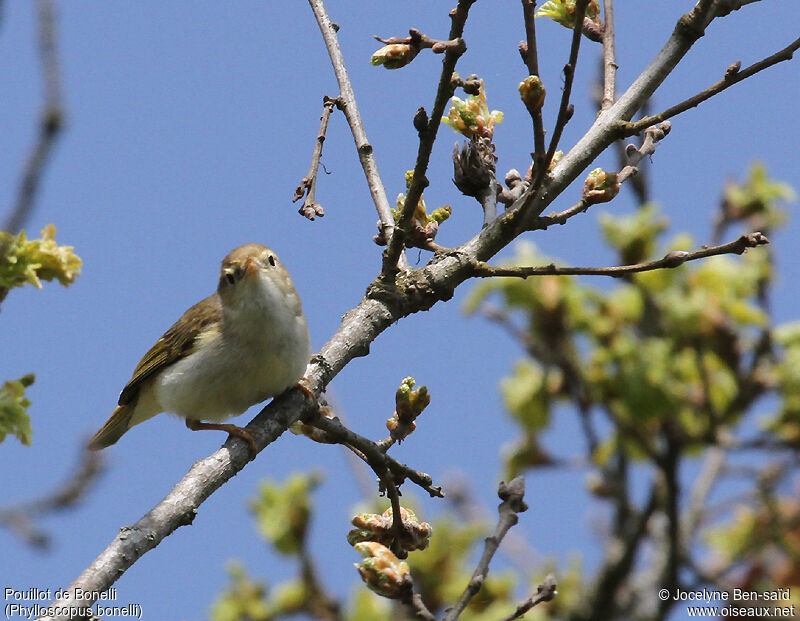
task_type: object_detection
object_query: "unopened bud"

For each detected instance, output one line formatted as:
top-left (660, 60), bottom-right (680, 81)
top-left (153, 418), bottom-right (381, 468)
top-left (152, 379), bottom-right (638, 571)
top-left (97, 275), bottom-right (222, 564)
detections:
top-left (371, 44), bottom-right (417, 70)
top-left (353, 542), bottom-right (410, 599)
top-left (583, 168), bottom-right (620, 204)
top-left (519, 75), bottom-right (546, 114)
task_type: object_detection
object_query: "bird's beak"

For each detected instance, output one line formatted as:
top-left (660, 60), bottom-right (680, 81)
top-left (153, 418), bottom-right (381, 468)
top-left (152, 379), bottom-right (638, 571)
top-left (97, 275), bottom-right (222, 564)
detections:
top-left (243, 256), bottom-right (260, 278)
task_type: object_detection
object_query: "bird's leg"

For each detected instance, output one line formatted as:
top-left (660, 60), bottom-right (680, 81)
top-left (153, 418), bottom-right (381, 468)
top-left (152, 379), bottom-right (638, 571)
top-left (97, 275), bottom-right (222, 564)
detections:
top-left (185, 418), bottom-right (259, 459)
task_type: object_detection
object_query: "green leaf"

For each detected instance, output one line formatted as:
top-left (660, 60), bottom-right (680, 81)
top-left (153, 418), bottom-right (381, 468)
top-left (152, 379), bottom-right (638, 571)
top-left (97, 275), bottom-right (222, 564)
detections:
top-left (249, 472), bottom-right (321, 555)
top-left (0, 225), bottom-right (81, 291)
top-left (0, 374), bottom-right (35, 446)
top-left (209, 562), bottom-right (273, 621)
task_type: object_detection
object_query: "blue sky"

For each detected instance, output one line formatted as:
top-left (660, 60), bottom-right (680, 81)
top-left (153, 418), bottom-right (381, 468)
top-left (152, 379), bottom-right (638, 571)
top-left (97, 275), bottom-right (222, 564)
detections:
top-left (2, 2), bottom-right (799, 619)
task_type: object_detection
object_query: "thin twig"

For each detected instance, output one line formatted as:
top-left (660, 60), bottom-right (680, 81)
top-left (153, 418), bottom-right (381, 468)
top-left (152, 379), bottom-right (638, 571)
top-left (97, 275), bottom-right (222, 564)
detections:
top-left (520, 1), bottom-right (539, 77)
top-left (0, 448), bottom-right (104, 548)
top-left (294, 95), bottom-right (339, 221)
top-left (305, 410), bottom-right (445, 499)
top-left (5, 0), bottom-right (64, 233)
top-left (539, 0), bottom-right (590, 178)
top-left (307, 0), bottom-right (398, 256)
top-left (500, 574), bottom-right (558, 621)
top-left (617, 120), bottom-right (671, 184)
top-left (619, 36), bottom-right (800, 137)
top-left (444, 477), bottom-right (528, 620)
top-left (380, 0), bottom-right (474, 281)
top-left (682, 446), bottom-right (726, 548)
top-left (472, 232), bottom-right (769, 279)
top-left (399, 580), bottom-right (438, 621)
top-left (601, 0), bottom-right (616, 110)
top-left (519, 0), bottom-right (590, 227)
top-left (520, 0), bottom-right (546, 166)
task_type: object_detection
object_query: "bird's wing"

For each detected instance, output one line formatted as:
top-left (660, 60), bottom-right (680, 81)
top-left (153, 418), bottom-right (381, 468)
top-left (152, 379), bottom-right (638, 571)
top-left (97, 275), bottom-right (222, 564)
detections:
top-left (118, 294), bottom-right (222, 405)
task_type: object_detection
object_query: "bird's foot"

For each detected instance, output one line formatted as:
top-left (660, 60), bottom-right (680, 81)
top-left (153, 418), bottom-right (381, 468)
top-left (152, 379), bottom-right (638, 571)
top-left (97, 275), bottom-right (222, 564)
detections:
top-left (296, 377), bottom-right (316, 401)
top-left (185, 418), bottom-right (259, 460)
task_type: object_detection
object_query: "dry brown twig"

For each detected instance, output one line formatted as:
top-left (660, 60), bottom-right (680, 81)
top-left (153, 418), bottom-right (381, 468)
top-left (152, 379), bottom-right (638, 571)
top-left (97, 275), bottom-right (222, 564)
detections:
top-left (294, 95), bottom-right (340, 221)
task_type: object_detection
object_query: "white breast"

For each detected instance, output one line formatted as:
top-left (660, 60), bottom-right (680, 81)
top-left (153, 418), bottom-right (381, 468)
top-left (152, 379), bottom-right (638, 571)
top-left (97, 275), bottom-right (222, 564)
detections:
top-left (154, 270), bottom-right (310, 422)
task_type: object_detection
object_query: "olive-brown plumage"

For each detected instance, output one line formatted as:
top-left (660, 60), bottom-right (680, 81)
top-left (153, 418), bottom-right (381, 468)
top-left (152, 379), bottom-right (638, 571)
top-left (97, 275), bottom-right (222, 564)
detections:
top-left (88, 244), bottom-right (310, 452)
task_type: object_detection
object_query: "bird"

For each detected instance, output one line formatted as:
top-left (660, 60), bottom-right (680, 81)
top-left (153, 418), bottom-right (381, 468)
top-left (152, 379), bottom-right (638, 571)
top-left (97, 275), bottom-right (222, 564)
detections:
top-left (88, 243), bottom-right (311, 456)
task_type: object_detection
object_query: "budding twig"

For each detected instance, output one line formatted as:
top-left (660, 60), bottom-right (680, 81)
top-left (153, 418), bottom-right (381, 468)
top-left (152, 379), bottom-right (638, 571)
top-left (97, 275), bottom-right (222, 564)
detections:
top-left (303, 408), bottom-right (445, 500)
top-left (617, 120), bottom-right (671, 184)
top-left (471, 232), bottom-right (769, 279)
top-left (380, 0), bottom-right (475, 281)
top-left (618, 35), bottom-right (800, 137)
top-left (526, 0), bottom-right (591, 212)
top-left (520, 0), bottom-right (547, 165)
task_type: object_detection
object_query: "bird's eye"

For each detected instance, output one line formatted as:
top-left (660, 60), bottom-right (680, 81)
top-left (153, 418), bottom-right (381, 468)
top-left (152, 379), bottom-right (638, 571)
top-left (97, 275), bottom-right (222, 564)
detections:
top-left (268, 255), bottom-right (276, 267)
top-left (225, 272), bottom-right (235, 285)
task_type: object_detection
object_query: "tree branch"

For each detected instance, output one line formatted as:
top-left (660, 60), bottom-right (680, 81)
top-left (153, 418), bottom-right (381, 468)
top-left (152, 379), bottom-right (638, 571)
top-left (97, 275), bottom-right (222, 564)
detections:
top-left (380, 0), bottom-right (473, 280)
top-left (601, 0), bottom-right (616, 110)
top-left (500, 574), bottom-right (558, 621)
top-left (0, 447), bottom-right (104, 549)
top-left (307, 0), bottom-right (398, 254)
top-left (510, 0), bottom-right (739, 232)
top-left (305, 409), bottom-right (444, 500)
top-left (617, 120), bottom-right (671, 184)
top-left (472, 232), bottom-right (769, 279)
top-left (444, 477), bottom-right (528, 620)
top-left (5, 0), bottom-right (64, 234)
top-left (520, 0), bottom-right (546, 166)
top-left (293, 95), bottom-right (339, 221)
top-left (619, 35), bottom-right (800, 137)
top-left (534, 0), bottom-right (589, 191)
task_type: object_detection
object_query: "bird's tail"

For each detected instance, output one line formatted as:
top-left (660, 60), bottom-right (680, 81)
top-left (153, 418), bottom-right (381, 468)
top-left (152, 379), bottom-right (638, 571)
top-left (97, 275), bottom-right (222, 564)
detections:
top-left (87, 404), bottom-right (134, 450)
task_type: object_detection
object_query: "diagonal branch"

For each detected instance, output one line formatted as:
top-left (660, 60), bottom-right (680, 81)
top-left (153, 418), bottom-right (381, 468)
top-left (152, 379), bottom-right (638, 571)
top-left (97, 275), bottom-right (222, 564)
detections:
top-left (5, 0), bottom-right (64, 234)
top-left (444, 477), bottom-right (528, 621)
top-left (501, 574), bottom-right (558, 621)
top-left (380, 0), bottom-right (474, 281)
top-left (471, 232), bottom-right (769, 279)
top-left (511, 0), bottom-right (751, 230)
top-left (539, 0), bottom-right (589, 180)
top-left (307, 0), bottom-right (397, 251)
top-left (619, 35), bottom-right (800, 137)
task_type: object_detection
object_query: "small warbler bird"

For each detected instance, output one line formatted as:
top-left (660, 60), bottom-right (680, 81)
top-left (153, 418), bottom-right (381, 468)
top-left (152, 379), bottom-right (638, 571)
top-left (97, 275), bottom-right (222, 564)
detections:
top-left (88, 243), bottom-right (311, 454)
